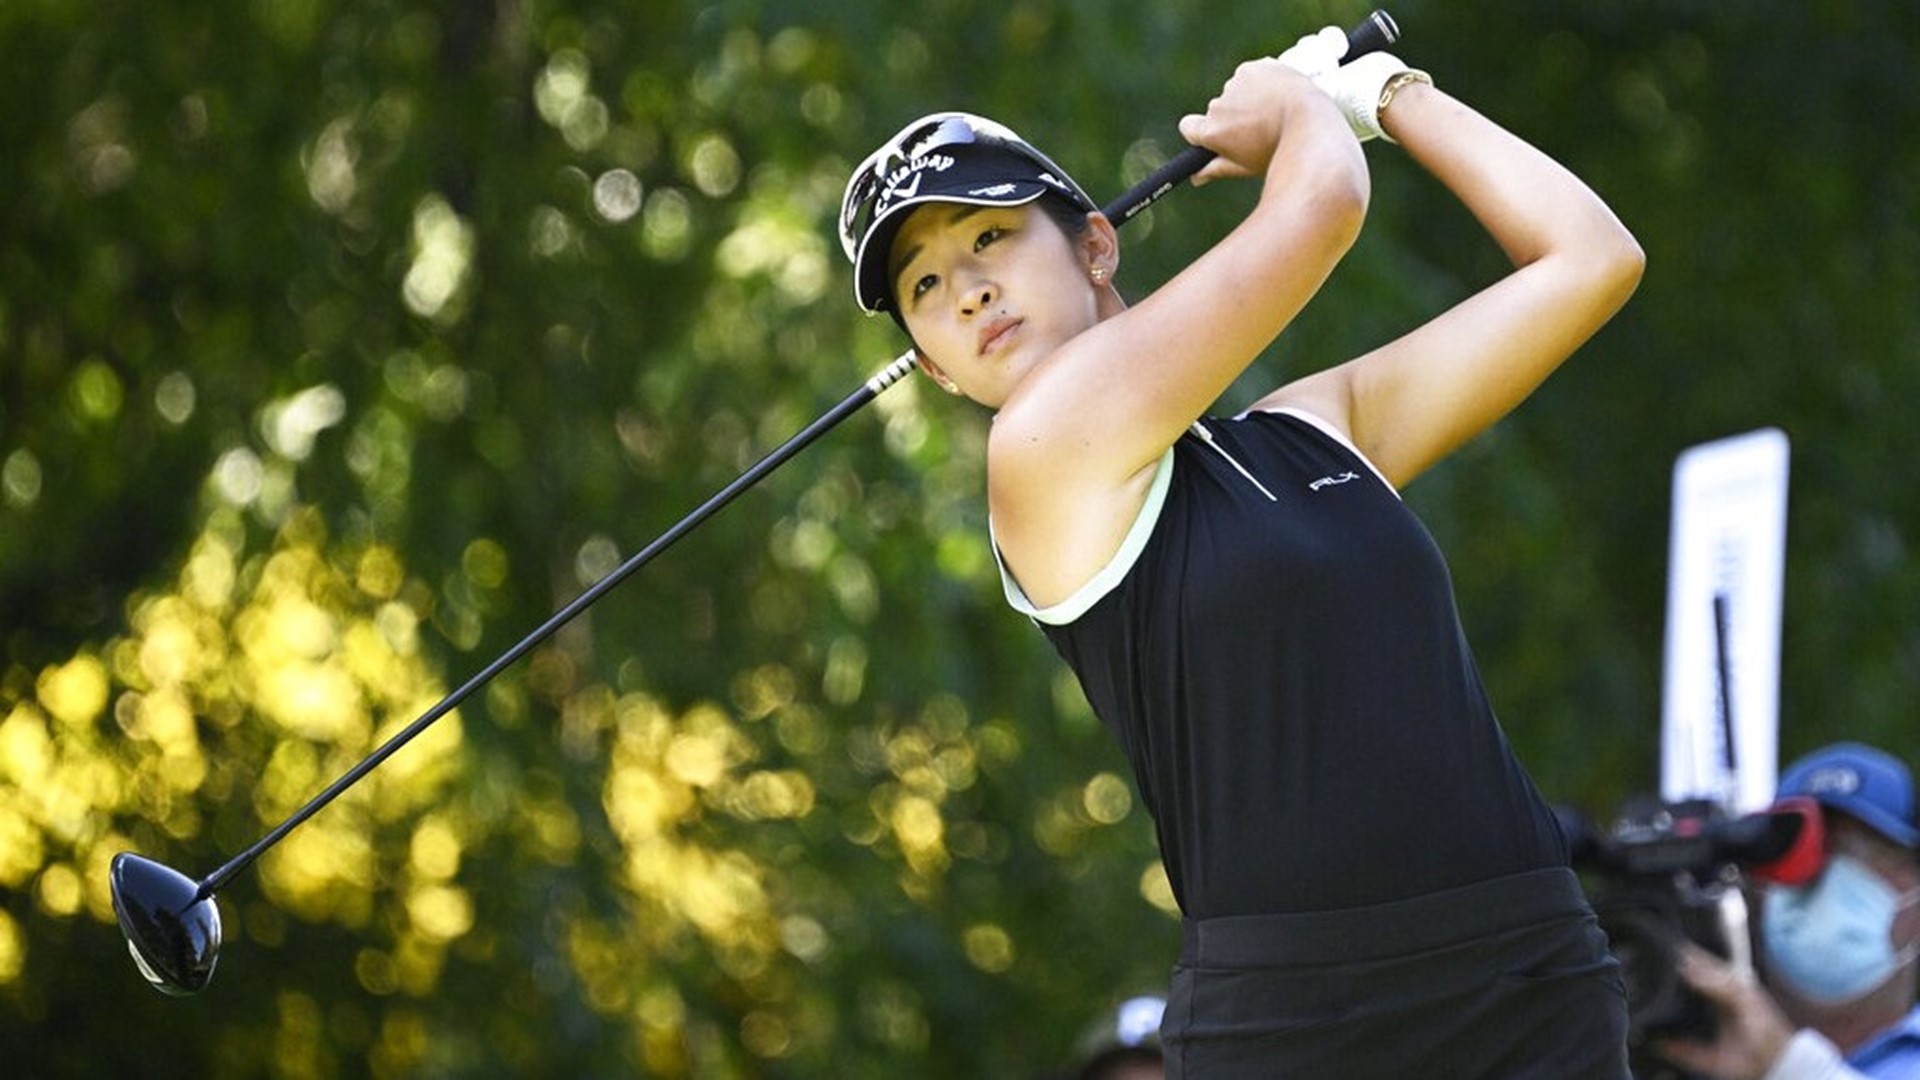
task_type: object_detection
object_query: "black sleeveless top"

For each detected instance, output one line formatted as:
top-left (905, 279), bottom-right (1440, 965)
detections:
top-left (1000, 409), bottom-right (1568, 919)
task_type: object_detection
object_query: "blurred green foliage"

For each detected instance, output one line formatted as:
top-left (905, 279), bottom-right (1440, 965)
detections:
top-left (0, 0), bottom-right (1915, 1075)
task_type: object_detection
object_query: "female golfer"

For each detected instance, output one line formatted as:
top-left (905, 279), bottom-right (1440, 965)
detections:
top-left (838, 31), bottom-right (1643, 1078)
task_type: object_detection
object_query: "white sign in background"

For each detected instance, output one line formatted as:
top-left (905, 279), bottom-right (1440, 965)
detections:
top-left (1659, 428), bottom-right (1790, 812)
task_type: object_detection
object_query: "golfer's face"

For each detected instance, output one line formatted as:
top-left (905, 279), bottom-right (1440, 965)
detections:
top-left (891, 202), bottom-right (1094, 408)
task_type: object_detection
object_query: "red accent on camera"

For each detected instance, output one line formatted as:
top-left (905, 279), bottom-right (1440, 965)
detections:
top-left (1746, 796), bottom-right (1827, 886)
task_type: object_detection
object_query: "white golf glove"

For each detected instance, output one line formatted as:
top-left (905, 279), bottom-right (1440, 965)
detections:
top-left (1314, 52), bottom-right (1432, 144)
top-left (1274, 26), bottom-right (1349, 79)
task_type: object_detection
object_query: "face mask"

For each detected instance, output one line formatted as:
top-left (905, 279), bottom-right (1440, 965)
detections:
top-left (1762, 853), bottom-right (1920, 1004)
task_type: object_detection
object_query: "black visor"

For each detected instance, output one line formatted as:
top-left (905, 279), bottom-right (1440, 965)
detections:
top-left (840, 112), bottom-right (1095, 315)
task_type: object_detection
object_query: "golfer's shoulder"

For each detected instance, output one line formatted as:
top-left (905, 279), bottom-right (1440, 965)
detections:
top-left (987, 451), bottom-right (1163, 612)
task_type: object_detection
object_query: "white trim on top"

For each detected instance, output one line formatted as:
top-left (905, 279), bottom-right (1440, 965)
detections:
top-left (993, 447), bottom-right (1176, 626)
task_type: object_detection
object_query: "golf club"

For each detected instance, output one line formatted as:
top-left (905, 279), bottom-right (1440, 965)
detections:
top-left (111, 9), bottom-right (1400, 995)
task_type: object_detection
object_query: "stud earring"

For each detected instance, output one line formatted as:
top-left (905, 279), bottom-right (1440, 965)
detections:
top-left (1090, 266), bottom-right (1110, 284)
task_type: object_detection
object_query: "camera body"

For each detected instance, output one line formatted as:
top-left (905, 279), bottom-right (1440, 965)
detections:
top-left (1559, 794), bottom-right (1815, 1060)
top-left (1563, 797), bottom-right (1743, 1048)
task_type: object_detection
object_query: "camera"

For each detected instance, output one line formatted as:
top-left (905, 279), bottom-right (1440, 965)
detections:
top-left (1556, 794), bottom-right (1817, 1062)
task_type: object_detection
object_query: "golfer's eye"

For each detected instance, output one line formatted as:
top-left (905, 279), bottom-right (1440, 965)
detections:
top-left (910, 273), bottom-right (939, 300)
top-left (974, 226), bottom-right (1005, 252)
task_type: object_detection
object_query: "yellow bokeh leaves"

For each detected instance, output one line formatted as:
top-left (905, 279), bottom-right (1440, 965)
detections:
top-left (962, 922), bottom-right (1014, 973)
top-left (601, 693), bottom-right (821, 962)
top-left (0, 481), bottom-right (1152, 1074)
top-left (36, 654), bottom-right (110, 728)
top-left (0, 909), bottom-right (21, 981)
top-left (0, 506), bottom-right (471, 1004)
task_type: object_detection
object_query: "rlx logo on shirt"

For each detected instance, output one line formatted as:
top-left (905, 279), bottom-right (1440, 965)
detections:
top-left (1308, 471), bottom-right (1360, 492)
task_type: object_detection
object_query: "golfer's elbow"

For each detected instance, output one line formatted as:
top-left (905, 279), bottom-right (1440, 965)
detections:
top-left (1322, 160), bottom-right (1372, 243)
top-left (1294, 152), bottom-right (1371, 260)
top-left (1555, 204), bottom-right (1644, 315)
top-left (1588, 217), bottom-right (1646, 312)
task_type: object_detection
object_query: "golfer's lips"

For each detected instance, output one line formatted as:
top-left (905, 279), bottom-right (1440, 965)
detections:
top-left (977, 317), bottom-right (1021, 357)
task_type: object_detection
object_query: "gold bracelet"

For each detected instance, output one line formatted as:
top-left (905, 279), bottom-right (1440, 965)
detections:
top-left (1377, 68), bottom-right (1433, 115)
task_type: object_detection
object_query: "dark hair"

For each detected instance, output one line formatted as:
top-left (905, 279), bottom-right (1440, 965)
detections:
top-left (1036, 193), bottom-right (1093, 239)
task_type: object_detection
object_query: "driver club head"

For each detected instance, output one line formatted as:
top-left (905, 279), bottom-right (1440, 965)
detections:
top-left (110, 852), bottom-right (221, 995)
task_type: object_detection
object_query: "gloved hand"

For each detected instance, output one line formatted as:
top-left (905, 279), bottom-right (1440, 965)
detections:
top-left (1313, 51), bottom-right (1431, 144)
top-left (1274, 25), bottom-right (1349, 79)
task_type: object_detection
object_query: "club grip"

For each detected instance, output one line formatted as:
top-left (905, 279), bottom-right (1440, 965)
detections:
top-left (1100, 10), bottom-right (1401, 225)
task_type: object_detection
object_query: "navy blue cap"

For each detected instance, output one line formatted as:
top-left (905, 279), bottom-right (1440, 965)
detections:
top-left (1777, 741), bottom-right (1919, 849)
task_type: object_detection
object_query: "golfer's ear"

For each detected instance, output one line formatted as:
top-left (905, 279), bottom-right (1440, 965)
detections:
top-left (915, 350), bottom-right (962, 395)
top-left (1083, 211), bottom-right (1119, 272)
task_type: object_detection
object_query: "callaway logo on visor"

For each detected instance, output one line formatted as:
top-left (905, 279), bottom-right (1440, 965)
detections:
top-left (875, 154), bottom-right (956, 215)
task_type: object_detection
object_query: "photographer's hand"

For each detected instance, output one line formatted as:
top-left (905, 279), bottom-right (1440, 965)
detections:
top-left (1656, 944), bottom-right (1795, 1079)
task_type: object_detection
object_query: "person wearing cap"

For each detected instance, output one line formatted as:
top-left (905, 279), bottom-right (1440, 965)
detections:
top-left (838, 27), bottom-right (1643, 1078)
top-left (1659, 742), bottom-right (1920, 1079)
top-left (1069, 994), bottom-right (1166, 1080)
